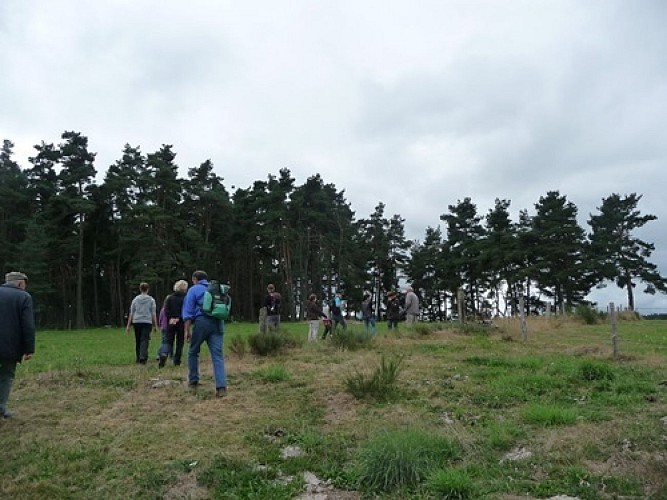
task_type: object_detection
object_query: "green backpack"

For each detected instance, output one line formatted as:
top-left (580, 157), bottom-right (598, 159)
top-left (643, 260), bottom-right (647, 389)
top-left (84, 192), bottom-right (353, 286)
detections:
top-left (202, 281), bottom-right (232, 320)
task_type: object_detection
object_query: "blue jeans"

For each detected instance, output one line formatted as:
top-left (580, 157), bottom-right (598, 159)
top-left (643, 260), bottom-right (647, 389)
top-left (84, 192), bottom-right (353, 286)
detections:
top-left (364, 315), bottom-right (377, 335)
top-left (188, 315), bottom-right (226, 389)
top-left (0, 360), bottom-right (17, 414)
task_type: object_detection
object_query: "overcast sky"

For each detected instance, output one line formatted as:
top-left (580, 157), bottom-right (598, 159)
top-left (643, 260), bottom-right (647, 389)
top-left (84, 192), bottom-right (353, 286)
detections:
top-left (2, 1), bottom-right (666, 313)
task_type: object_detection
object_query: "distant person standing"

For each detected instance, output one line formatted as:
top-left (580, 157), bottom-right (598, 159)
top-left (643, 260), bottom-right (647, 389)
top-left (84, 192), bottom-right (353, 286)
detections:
top-left (182, 270), bottom-right (227, 397)
top-left (306, 294), bottom-right (327, 341)
top-left (126, 282), bottom-right (158, 364)
top-left (264, 284), bottom-right (282, 333)
top-left (0, 272), bottom-right (35, 419)
top-left (386, 291), bottom-right (401, 330)
top-left (361, 293), bottom-right (377, 336)
top-left (329, 292), bottom-right (347, 334)
top-left (404, 286), bottom-right (420, 325)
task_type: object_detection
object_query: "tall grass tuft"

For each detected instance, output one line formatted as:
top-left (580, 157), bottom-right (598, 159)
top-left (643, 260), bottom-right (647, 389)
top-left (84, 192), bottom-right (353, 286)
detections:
top-left (523, 403), bottom-right (577, 426)
top-left (427, 468), bottom-right (476, 499)
top-left (253, 364), bottom-right (290, 382)
top-left (578, 360), bottom-right (616, 381)
top-left (229, 335), bottom-right (247, 358)
top-left (355, 429), bottom-right (460, 492)
top-left (345, 354), bottom-right (403, 401)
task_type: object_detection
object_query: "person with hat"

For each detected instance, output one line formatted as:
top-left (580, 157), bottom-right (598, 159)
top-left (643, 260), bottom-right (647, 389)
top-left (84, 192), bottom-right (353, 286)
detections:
top-left (0, 271), bottom-right (35, 419)
top-left (386, 291), bottom-right (401, 331)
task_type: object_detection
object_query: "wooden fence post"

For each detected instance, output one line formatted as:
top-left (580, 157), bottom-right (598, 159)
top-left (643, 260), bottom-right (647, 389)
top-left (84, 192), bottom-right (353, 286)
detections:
top-left (610, 302), bottom-right (618, 357)
top-left (519, 295), bottom-right (528, 341)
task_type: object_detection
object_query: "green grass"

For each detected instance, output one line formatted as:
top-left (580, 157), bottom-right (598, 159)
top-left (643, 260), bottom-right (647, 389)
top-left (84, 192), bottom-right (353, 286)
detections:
top-left (1, 318), bottom-right (666, 498)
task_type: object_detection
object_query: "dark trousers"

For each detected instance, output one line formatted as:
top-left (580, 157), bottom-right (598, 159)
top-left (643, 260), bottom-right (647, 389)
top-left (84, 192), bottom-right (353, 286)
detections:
top-left (133, 323), bottom-right (152, 363)
top-left (0, 360), bottom-right (17, 412)
top-left (160, 322), bottom-right (185, 365)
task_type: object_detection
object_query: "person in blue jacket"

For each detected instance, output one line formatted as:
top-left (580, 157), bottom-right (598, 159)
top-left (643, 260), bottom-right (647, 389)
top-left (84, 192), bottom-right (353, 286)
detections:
top-left (182, 270), bottom-right (227, 398)
top-left (0, 271), bottom-right (35, 418)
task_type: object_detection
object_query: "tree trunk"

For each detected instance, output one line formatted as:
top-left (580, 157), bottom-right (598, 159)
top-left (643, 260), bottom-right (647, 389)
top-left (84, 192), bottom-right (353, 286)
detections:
top-left (75, 217), bottom-right (85, 329)
top-left (625, 270), bottom-right (635, 311)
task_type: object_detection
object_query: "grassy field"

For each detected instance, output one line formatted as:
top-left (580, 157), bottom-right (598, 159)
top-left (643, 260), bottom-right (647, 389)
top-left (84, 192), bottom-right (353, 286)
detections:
top-left (1, 316), bottom-right (666, 499)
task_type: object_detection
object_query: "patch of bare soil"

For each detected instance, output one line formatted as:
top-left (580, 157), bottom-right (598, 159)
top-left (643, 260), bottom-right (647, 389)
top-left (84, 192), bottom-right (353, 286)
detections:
top-left (323, 391), bottom-right (360, 429)
top-left (163, 472), bottom-right (210, 500)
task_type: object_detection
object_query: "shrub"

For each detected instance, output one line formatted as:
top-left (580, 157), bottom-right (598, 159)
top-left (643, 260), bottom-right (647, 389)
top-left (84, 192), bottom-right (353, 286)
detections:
top-left (574, 304), bottom-right (601, 325)
top-left (330, 327), bottom-right (374, 351)
top-left (345, 355), bottom-right (403, 401)
top-left (427, 468), bottom-right (476, 499)
top-left (248, 333), bottom-right (284, 356)
top-left (356, 429), bottom-right (460, 492)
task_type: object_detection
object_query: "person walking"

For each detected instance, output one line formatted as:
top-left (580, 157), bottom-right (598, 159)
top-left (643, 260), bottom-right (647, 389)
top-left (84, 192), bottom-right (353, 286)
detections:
top-left (361, 293), bottom-right (377, 336)
top-left (126, 282), bottom-right (158, 364)
top-left (306, 294), bottom-right (327, 341)
top-left (386, 291), bottom-right (401, 330)
top-left (264, 284), bottom-right (282, 333)
top-left (159, 280), bottom-right (188, 367)
top-left (182, 270), bottom-right (227, 397)
top-left (404, 286), bottom-right (420, 325)
top-left (329, 292), bottom-right (347, 334)
top-left (0, 272), bottom-right (35, 419)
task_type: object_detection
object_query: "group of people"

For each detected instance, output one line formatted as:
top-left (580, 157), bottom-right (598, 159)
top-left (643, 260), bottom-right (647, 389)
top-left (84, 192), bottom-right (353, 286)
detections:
top-left (1, 270), bottom-right (420, 418)
top-left (268, 285), bottom-right (420, 341)
top-left (125, 270), bottom-right (228, 398)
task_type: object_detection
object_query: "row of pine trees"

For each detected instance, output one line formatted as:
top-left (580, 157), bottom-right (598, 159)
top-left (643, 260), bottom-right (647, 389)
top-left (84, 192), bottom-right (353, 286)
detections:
top-left (1, 132), bottom-right (664, 328)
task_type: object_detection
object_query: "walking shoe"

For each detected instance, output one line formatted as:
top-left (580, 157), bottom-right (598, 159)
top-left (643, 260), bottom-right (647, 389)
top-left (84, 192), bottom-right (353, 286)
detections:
top-left (215, 387), bottom-right (227, 398)
top-left (158, 355), bottom-right (167, 368)
top-left (2, 409), bottom-right (13, 419)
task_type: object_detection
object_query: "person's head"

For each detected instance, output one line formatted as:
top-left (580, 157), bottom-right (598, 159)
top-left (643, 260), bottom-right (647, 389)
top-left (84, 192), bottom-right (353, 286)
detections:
top-left (5, 271), bottom-right (28, 290)
top-left (174, 279), bottom-right (188, 293)
top-left (309, 293), bottom-right (317, 302)
top-left (139, 282), bottom-right (150, 293)
top-left (192, 270), bottom-right (208, 284)
top-left (267, 284), bottom-right (275, 293)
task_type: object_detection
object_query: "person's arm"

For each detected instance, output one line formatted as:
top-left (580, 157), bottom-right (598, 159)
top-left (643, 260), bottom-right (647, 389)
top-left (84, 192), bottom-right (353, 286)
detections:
top-left (182, 289), bottom-right (197, 342)
top-left (184, 319), bottom-right (192, 342)
top-left (125, 299), bottom-right (134, 334)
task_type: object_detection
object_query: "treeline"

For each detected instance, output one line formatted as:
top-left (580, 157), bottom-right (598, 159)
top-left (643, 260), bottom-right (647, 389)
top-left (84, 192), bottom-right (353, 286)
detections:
top-left (0, 132), bottom-right (665, 328)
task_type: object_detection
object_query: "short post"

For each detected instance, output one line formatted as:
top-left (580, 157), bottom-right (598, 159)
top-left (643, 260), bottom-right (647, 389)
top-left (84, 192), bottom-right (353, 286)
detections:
top-left (519, 295), bottom-right (528, 341)
top-left (610, 302), bottom-right (618, 357)
top-left (457, 288), bottom-right (465, 325)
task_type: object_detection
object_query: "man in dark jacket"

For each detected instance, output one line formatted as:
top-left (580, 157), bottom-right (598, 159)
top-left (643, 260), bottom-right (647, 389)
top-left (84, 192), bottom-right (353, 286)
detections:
top-left (0, 271), bottom-right (35, 418)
